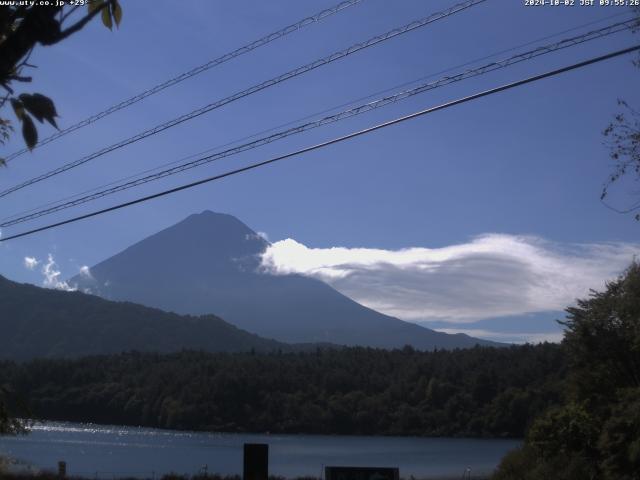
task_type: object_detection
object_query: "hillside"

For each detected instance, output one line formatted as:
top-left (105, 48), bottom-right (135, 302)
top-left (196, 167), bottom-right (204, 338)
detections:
top-left (0, 275), bottom-right (286, 360)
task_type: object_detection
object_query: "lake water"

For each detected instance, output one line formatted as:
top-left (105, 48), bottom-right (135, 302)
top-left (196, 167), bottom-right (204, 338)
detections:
top-left (0, 421), bottom-right (520, 479)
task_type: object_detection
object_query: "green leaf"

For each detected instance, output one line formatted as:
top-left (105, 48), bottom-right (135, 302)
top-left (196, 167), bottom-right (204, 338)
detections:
top-left (18, 93), bottom-right (58, 129)
top-left (101, 5), bottom-right (113, 30)
top-left (10, 99), bottom-right (25, 120)
top-left (111, 0), bottom-right (122, 27)
top-left (21, 115), bottom-right (37, 150)
top-left (88, 0), bottom-right (103, 14)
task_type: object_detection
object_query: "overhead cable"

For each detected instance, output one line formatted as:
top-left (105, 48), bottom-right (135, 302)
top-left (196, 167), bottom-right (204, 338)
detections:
top-left (0, 0), bottom-right (486, 199)
top-left (1, 18), bottom-right (635, 228)
top-left (1, 44), bottom-right (638, 243)
top-left (3, 0), bottom-right (365, 162)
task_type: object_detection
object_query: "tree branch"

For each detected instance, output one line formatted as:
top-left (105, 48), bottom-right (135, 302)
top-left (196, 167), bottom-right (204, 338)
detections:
top-left (57, 2), bottom-right (109, 42)
top-left (60, 4), bottom-right (82, 24)
top-left (0, 2), bottom-right (109, 83)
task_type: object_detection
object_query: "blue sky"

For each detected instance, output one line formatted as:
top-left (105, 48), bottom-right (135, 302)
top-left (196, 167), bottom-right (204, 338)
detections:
top-left (1, 0), bottom-right (639, 343)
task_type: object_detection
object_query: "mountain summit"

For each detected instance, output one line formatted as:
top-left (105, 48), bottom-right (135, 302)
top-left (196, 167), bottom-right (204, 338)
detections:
top-left (71, 211), bottom-right (499, 349)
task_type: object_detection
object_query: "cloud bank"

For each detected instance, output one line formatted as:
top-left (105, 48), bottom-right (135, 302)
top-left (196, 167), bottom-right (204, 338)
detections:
top-left (260, 234), bottom-right (640, 324)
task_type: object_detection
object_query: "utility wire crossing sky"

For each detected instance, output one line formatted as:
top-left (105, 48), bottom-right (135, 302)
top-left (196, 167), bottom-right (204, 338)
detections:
top-left (2, 43), bottom-right (638, 243)
top-left (4, 0), bottom-right (365, 163)
top-left (0, 0), bottom-right (485, 199)
top-left (0, 17), bottom-right (635, 229)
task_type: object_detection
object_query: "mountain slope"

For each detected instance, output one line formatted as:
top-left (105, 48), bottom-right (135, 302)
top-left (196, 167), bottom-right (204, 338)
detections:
top-left (0, 275), bottom-right (287, 360)
top-left (71, 211), bottom-right (500, 349)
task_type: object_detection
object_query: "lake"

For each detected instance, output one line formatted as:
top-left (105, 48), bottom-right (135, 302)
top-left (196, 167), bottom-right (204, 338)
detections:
top-left (0, 421), bottom-right (520, 479)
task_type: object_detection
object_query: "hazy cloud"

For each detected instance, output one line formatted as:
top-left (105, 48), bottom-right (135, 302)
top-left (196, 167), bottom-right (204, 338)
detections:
top-left (23, 256), bottom-right (39, 270)
top-left (245, 232), bottom-right (270, 243)
top-left (79, 265), bottom-right (92, 278)
top-left (261, 234), bottom-right (640, 323)
top-left (42, 254), bottom-right (76, 291)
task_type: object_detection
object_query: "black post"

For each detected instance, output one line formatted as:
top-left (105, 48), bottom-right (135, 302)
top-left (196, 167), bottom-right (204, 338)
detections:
top-left (57, 461), bottom-right (66, 479)
top-left (243, 443), bottom-right (268, 480)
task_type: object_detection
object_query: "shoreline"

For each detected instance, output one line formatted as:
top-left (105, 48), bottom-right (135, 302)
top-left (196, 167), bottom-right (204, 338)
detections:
top-left (0, 422), bottom-right (511, 480)
top-left (19, 419), bottom-right (525, 442)
top-left (0, 471), bottom-right (492, 480)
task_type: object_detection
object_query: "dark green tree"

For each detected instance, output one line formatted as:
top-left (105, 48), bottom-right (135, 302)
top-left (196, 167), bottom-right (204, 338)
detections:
top-left (561, 262), bottom-right (640, 400)
top-left (0, 385), bottom-right (27, 435)
top-left (493, 262), bottom-right (640, 479)
top-left (598, 390), bottom-right (640, 480)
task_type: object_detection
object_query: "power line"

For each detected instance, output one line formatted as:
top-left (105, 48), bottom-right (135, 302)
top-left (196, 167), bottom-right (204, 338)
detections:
top-left (2, 18), bottom-right (635, 228)
top-left (1, 44), bottom-right (637, 243)
top-left (0, 11), bottom-right (629, 227)
top-left (3, 10), bottom-right (631, 226)
top-left (5, 11), bottom-right (631, 227)
top-left (0, 0), bottom-right (486, 199)
top-left (3, 0), bottom-right (365, 163)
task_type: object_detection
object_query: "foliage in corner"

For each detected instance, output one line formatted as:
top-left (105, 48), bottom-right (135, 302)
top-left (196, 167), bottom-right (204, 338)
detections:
top-left (493, 262), bottom-right (640, 480)
top-left (0, 0), bottom-right (123, 161)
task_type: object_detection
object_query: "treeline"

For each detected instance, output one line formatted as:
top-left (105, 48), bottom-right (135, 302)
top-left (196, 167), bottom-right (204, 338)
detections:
top-left (0, 343), bottom-right (565, 438)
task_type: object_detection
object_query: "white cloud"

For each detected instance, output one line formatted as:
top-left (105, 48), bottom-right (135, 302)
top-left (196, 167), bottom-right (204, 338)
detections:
top-left (42, 254), bottom-right (76, 291)
top-left (24, 256), bottom-right (39, 270)
top-left (79, 265), bottom-right (92, 278)
top-left (260, 234), bottom-right (640, 323)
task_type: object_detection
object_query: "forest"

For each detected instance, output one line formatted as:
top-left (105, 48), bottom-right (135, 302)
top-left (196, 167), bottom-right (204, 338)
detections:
top-left (0, 343), bottom-right (564, 438)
